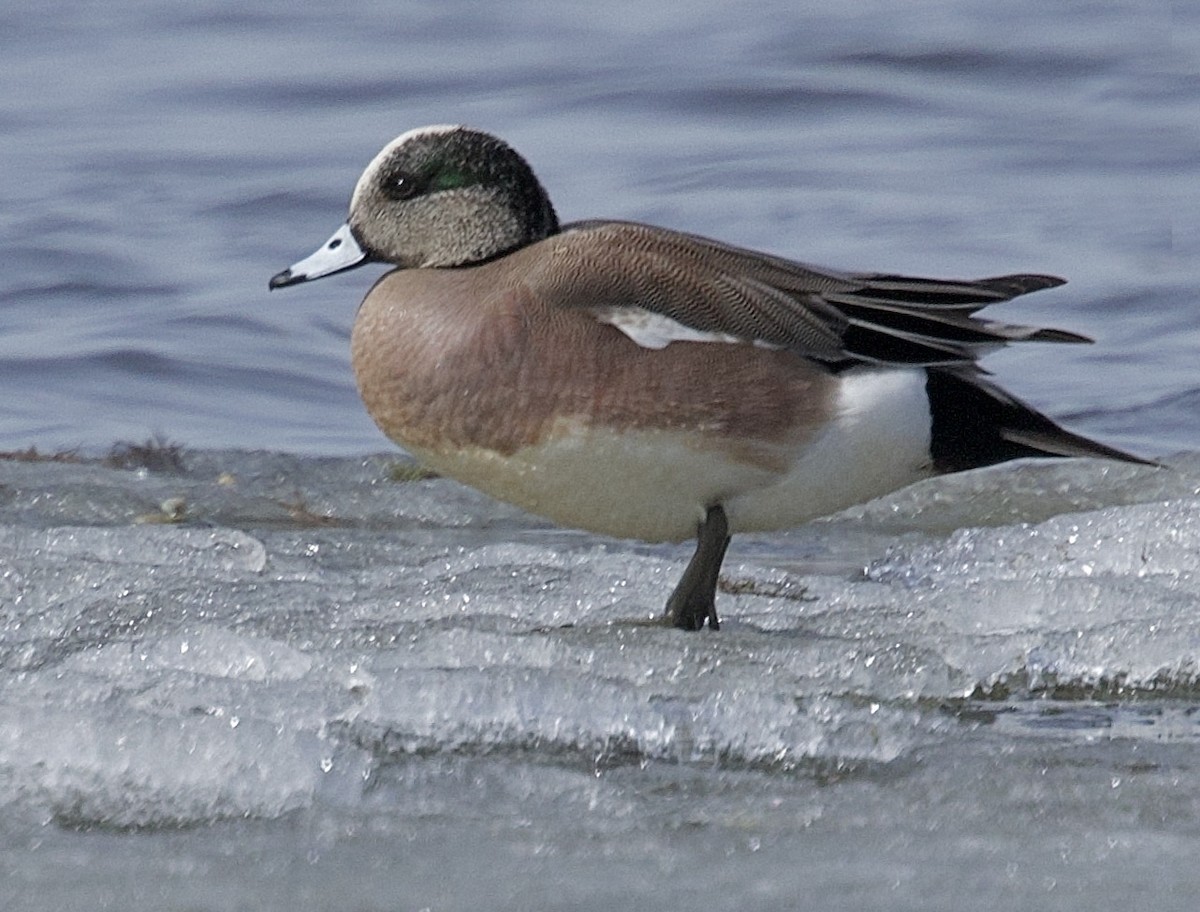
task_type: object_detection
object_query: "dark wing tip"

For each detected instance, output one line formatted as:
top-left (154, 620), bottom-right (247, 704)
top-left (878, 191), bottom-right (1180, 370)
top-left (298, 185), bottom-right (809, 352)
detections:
top-left (976, 274), bottom-right (1067, 296)
top-left (1025, 326), bottom-right (1092, 344)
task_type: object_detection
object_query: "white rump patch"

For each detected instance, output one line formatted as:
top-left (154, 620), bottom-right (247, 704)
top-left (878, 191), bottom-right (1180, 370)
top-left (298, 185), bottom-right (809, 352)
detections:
top-left (593, 306), bottom-right (744, 350)
top-left (725, 368), bottom-right (934, 532)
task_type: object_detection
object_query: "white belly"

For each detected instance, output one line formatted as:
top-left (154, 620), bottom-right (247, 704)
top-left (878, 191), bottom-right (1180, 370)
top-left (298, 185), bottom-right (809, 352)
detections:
top-left (404, 369), bottom-right (934, 543)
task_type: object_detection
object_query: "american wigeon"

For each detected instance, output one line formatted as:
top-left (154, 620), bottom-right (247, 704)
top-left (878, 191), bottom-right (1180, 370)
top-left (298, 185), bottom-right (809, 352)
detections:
top-left (270, 124), bottom-right (1150, 630)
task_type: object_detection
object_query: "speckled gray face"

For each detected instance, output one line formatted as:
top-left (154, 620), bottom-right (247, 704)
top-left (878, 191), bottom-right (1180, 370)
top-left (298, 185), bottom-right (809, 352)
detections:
top-left (268, 223), bottom-right (367, 289)
top-left (345, 125), bottom-right (559, 269)
top-left (270, 125), bottom-right (561, 283)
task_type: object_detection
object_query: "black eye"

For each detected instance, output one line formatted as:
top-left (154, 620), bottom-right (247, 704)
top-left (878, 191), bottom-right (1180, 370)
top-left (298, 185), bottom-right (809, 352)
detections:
top-left (385, 170), bottom-right (424, 202)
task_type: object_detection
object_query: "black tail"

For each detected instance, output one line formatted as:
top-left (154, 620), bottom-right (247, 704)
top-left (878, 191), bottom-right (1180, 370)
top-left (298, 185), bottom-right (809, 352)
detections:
top-left (925, 367), bottom-right (1154, 473)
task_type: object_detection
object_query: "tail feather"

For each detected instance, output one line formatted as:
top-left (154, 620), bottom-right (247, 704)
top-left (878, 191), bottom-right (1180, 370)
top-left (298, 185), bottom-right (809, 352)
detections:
top-left (926, 367), bottom-right (1154, 473)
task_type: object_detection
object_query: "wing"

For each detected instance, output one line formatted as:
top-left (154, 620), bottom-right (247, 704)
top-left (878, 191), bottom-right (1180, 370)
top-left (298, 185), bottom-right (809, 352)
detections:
top-left (535, 220), bottom-right (1084, 366)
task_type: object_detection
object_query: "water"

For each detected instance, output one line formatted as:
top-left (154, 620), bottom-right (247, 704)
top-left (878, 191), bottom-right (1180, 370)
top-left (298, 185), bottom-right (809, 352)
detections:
top-left (2, 1), bottom-right (1199, 909)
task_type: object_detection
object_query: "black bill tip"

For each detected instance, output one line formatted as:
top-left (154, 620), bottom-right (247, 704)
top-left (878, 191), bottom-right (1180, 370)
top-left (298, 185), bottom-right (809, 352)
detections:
top-left (268, 268), bottom-right (303, 291)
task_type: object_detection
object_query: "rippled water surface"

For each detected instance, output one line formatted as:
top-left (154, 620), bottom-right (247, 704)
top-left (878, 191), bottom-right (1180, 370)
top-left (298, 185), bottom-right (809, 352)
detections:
top-left (2, 1), bottom-right (1199, 910)
top-left (3, 0), bottom-right (1197, 456)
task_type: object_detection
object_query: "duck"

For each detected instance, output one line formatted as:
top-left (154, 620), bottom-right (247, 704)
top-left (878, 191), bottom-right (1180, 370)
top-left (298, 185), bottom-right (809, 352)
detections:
top-left (270, 124), bottom-right (1150, 630)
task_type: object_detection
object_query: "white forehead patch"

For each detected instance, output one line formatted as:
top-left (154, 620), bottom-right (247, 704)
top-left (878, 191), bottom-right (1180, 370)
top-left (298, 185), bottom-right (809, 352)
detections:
top-left (350, 124), bottom-right (466, 211)
top-left (386, 123), bottom-right (464, 149)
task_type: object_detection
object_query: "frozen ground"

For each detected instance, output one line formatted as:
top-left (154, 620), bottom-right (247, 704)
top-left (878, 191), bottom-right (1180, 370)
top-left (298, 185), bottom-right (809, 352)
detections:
top-left (1, 447), bottom-right (1198, 910)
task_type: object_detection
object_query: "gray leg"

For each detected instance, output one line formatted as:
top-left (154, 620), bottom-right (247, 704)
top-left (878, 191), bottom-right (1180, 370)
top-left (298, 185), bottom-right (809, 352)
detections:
top-left (665, 505), bottom-right (730, 631)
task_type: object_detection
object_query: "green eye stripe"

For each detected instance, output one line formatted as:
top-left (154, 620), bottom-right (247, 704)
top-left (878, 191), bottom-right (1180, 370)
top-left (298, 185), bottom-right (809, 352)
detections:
top-left (430, 168), bottom-right (473, 191)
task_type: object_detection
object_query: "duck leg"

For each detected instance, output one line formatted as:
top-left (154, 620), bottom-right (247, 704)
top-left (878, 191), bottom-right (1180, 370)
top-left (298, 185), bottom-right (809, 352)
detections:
top-left (665, 505), bottom-right (731, 631)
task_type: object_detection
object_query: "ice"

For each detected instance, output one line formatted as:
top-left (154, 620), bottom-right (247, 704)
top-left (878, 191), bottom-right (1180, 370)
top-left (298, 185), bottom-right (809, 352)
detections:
top-left (0, 691), bottom-right (320, 829)
top-left (861, 498), bottom-right (1200, 695)
top-left (0, 525), bottom-right (266, 574)
top-left (2, 448), bottom-right (1200, 909)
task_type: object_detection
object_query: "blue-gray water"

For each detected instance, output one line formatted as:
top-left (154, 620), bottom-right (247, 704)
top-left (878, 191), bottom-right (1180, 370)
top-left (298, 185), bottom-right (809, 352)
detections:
top-left (2, 1), bottom-right (1200, 910)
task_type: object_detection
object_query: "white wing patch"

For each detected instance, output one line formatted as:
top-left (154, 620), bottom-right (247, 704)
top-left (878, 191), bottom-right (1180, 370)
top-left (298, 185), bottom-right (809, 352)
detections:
top-left (593, 306), bottom-right (747, 350)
